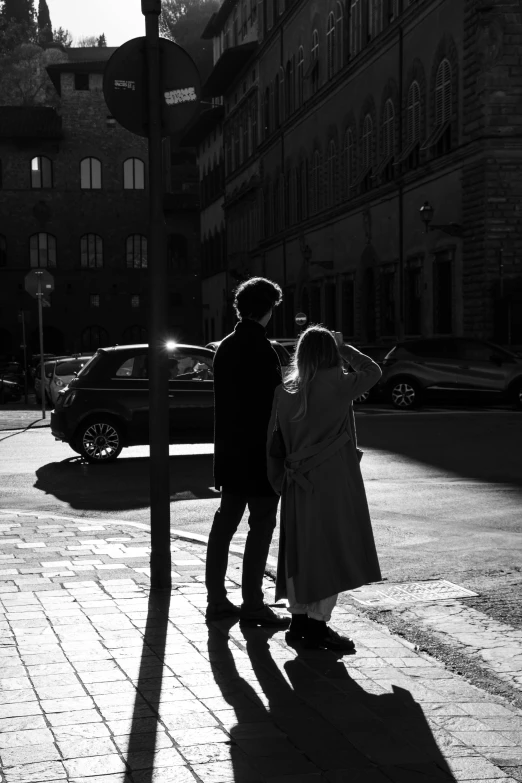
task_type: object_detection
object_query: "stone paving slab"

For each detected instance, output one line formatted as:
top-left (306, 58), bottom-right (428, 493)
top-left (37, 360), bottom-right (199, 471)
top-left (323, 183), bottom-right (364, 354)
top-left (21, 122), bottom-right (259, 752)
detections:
top-left (1, 510), bottom-right (522, 782)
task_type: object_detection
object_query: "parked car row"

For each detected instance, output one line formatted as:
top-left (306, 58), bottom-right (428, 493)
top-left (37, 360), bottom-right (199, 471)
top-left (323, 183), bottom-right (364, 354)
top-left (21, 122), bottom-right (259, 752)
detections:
top-left (35, 355), bottom-right (93, 406)
top-left (50, 336), bottom-right (522, 464)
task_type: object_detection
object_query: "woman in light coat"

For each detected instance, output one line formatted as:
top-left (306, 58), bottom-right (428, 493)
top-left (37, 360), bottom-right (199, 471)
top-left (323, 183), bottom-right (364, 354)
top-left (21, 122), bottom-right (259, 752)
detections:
top-left (267, 326), bottom-right (382, 652)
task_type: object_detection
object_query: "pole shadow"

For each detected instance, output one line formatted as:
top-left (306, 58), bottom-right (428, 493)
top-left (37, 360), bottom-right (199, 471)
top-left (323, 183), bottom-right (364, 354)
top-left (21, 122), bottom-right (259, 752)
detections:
top-left (206, 621), bottom-right (458, 782)
top-left (123, 588), bottom-right (171, 783)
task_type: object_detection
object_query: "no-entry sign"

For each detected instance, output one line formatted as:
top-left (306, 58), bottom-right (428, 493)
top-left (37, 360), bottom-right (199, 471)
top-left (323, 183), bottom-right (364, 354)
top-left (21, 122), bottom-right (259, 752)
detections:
top-left (295, 312), bottom-right (307, 327)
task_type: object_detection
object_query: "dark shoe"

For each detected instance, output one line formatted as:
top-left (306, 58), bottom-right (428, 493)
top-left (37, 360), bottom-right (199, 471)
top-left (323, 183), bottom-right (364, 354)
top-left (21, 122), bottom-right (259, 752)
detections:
top-left (240, 604), bottom-right (291, 627)
top-left (286, 613), bottom-right (309, 641)
top-left (205, 599), bottom-right (241, 621)
top-left (304, 618), bottom-right (356, 653)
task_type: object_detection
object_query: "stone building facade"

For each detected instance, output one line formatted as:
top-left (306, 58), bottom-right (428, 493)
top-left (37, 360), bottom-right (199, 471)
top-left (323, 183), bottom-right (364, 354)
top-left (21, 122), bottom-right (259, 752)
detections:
top-left (0, 46), bottom-right (202, 360)
top-left (194, 0), bottom-right (522, 346)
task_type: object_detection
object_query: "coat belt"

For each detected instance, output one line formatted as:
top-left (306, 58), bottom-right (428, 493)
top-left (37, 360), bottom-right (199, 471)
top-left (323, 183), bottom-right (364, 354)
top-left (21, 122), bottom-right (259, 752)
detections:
top-left (283, 430), bottom-right (351, 493)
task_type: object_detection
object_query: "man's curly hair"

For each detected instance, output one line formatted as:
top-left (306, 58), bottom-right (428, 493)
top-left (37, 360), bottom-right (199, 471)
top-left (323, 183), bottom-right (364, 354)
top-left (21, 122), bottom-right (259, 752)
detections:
top-left (233, 277), bottom-right (283, 320)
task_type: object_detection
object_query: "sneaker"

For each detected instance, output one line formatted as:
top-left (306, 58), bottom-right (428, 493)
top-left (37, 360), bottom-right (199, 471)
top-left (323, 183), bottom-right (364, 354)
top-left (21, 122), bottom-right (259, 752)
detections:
top-left (205, 599), bottom-right (241, 621)
top-left (240, 604), bottom-right (291, 627)
top-left (304, 624), bottom-right (356, 653)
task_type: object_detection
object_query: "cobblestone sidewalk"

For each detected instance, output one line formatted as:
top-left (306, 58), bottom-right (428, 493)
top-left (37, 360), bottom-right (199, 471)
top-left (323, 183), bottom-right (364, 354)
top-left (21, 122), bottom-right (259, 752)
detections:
top-left (1, 510), bottom-right (522, 783)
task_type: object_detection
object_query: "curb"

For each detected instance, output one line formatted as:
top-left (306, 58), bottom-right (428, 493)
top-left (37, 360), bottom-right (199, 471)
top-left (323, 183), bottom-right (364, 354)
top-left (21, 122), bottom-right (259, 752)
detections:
top-left (0, 508), bottom-right (279, 571)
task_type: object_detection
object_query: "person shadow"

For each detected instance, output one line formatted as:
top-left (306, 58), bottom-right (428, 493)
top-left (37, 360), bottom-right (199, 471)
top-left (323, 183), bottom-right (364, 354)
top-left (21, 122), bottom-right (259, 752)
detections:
top-left (207, 619), bottom-right (458, 782)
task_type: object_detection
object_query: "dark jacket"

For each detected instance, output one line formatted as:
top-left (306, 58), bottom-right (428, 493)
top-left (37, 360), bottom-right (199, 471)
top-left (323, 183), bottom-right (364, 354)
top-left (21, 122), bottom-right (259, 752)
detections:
top-left (214, 319), bottom-right (282, 496)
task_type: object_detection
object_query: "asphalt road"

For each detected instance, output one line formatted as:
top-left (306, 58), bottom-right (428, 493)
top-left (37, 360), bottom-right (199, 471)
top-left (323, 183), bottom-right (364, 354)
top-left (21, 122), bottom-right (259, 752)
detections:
top-left (0, 408), bottom-right (520, 591)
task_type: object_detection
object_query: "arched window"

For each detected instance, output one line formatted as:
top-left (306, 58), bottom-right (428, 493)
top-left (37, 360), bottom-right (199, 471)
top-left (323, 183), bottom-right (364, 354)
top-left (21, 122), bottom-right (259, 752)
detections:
top-left (274, 74), bottom-right (280, 128)
top-left (370, 0), bottom-right (383, 38)
top-left (343, 129), bottom-right (355, 197)
top-left (336, 2), bottom-right (344, 70)
top-left (407, 80), bottom-right (421, 144)
top-left (80, 234), bottom-right (103, 268)
top-left (126, 235), bottom-right (148, 268)
top-left (80, 157), bottom-right (102, 189)
top-left (362, 114), bottom-right (373, 171)
top-left (297, 47), bottom-right (304, 107)
top-left (383, 99), bottom-right (395, 158)
top-left (0, 235), bottom-right (6, 267)
top-left (311, 29), bottom-right (319, 94)
top-left (327, 12), bottom-right (336, 80)
top-left (350, 0), bottom-right (362, 56)
top-left (435, 58), bottom-right (452, 126)
top-left (251, 101), bottom-right (258, 150)
top-left (123, 158), bottom-right (145, 189)
top-left (30, 233), bottom-right (56, 268)
top-left (31, 156), bottom-right (52, 189)
top-left (311, 150), bottom-right (321, 214)
top-left (82, 326), bottom-right (110, 353)
top-left (327, 140), bottom-right (337, 207)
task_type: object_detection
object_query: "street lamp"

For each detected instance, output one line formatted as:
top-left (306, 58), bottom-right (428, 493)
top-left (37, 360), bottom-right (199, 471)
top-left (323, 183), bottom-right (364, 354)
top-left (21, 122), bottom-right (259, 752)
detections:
top-left (419, 200), bottom-right (463, 238)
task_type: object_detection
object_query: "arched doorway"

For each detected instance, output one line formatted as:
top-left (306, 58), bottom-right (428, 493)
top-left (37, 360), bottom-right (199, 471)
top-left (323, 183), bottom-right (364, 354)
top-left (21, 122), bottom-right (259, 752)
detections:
top-left (81, 326), bottom-right (110, 353)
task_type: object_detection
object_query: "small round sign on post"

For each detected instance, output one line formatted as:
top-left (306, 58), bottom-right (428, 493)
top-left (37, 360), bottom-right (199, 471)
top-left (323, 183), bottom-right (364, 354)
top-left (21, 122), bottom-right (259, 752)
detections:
top-left (295, 312), bottom-right (308, 327)
top-left (103, 37), bottom-right (201, 137)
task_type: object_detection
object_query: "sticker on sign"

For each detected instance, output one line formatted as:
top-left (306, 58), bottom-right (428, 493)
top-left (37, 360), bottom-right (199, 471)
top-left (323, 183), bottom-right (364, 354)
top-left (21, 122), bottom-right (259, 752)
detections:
top-left (114, 80), bottom-right (136, 91)
top-left (164, 87), bottom-right (197, 106)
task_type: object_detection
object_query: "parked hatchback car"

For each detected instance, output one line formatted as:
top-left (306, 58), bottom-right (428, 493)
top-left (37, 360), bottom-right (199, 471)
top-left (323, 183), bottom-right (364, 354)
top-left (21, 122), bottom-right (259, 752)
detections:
top-left (51, 344), bottom-right (216, 463)
top-left (0, 377), bottom-right (22, 403)
top-left (380, 337), bottom-right (522, 409)
top-left (49, 356), bottom-right (93, 407)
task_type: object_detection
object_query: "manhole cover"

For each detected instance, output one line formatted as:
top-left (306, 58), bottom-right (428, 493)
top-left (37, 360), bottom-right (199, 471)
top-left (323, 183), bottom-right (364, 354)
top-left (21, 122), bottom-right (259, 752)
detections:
top-left (347, 579), bottom-right (478, 607)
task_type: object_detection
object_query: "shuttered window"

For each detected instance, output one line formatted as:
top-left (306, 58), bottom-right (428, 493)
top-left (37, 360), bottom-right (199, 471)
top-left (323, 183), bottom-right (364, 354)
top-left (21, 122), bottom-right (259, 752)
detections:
top-left (327, 12), bottom-right (336, 79)
top-left (362, 114), bottom-right (373, 170)
top-left (435, 58), bottom-right (452, 126)
top-left (407, 80), bottom-right (421, 143)
top-left (383, 99), bottom-right (395, 157)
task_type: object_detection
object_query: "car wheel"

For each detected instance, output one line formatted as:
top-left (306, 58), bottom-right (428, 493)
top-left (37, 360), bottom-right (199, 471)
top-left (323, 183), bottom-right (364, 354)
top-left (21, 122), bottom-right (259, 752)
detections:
top-left (354, 390), bottom-right (371, 404)
top-left (75, 419), bottom-right (123, 463)
top-left (512, 382), bottom-right (522, 410)
top-left (389, 379), bottom-right (421, 410)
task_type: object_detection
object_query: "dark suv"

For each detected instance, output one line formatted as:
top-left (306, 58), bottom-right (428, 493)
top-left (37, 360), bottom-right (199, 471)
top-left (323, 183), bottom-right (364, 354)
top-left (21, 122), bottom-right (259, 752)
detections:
top-left (51, 344), bottom-right (215, 462)
top-left (380, 337), bottom-right (522, 410)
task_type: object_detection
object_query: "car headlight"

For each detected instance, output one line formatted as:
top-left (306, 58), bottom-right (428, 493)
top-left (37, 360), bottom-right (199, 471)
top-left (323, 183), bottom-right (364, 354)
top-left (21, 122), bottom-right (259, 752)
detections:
top-left (55, 379), bottom-right (64, 388)
top-left (62, 391), bottom-right (77, 408)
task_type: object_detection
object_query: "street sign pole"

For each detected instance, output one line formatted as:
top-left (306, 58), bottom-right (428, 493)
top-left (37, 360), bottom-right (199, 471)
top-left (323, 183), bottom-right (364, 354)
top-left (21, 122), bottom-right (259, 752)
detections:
top-left (37, 277), bottom-right (45, 420)
top-left (142, 0), bottom-right (171, 590)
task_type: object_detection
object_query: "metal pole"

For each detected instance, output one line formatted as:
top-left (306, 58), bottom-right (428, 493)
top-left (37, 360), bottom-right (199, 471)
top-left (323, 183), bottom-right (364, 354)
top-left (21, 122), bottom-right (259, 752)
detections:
top-left (142, 0), bottom-right (171, 590)
top-left (37, 277), bottom-right (45, 420)
top-left (21, 311), bottom-right (28, 405)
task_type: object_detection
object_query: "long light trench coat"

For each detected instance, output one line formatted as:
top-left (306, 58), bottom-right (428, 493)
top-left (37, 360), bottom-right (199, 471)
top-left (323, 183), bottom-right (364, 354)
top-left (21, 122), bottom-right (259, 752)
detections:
top-left (267, 347), bottom-right (383, 605)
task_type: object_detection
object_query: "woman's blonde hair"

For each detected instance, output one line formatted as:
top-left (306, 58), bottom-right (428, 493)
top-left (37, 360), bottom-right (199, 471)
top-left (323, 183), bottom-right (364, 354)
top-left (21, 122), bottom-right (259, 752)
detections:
top-left (284, 325), bottom-right (343, 420)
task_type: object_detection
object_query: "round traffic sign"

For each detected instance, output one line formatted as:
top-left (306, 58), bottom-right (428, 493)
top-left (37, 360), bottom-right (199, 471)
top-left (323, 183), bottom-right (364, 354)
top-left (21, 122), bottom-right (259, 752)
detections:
top-left (295, 312), bottom-right (307, 327)
top-left (103, 37), bottom-right (201, 138)
top-left (25, 269), bottom-right (55, 298)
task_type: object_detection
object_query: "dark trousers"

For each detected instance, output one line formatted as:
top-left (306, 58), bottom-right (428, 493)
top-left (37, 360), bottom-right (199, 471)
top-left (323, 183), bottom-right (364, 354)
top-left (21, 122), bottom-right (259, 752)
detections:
top-left (205, 492), bottom-right (279, 610)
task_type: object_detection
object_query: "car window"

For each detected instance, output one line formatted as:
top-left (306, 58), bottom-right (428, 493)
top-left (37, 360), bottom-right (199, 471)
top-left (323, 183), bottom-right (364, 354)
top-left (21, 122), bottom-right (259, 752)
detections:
top-left (170, 351), bottom-right (214, 381)
top-left (55, 359), bottom-right (89, 377)
top-left (405, 340), bottom-right (458, 358)
top-left (456, 341), bottom-right (496, 362)
top-left (78, 353), bottom-right (102, 377)
top-left (44, 361), bottom-right (56, 376)
top-left (115, 354), bottom-right (148, 379)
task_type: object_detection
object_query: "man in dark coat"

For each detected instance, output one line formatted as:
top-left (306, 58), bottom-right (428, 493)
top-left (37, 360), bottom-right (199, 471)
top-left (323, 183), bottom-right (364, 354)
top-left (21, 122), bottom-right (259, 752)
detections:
top-left (205, 277), bottom-right (290, 626)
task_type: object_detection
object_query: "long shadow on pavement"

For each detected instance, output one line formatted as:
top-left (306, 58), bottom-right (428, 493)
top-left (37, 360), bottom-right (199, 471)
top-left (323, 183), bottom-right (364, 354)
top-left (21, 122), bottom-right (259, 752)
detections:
top-left (33, 453), bottom-right (216, 511)
top-left (123, 588), bottom-right (171, 783)
top-left (207, 621), bottom-right (457, 782)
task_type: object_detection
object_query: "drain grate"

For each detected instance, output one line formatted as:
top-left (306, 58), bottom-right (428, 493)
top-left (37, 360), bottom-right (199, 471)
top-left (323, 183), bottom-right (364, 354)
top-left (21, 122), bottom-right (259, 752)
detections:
top-left (347, 579), bottom-right (478, 607)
